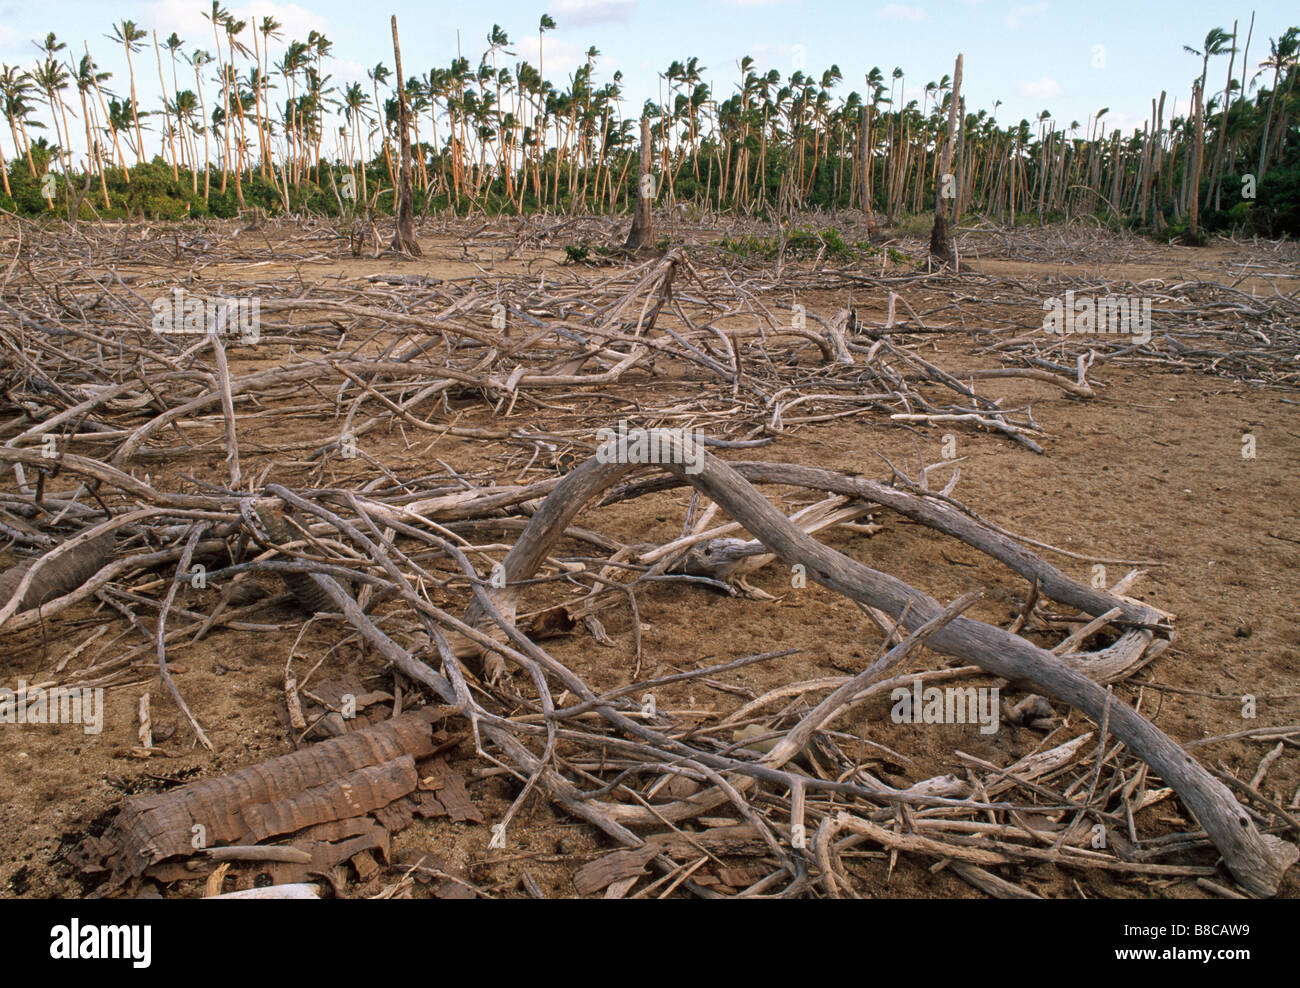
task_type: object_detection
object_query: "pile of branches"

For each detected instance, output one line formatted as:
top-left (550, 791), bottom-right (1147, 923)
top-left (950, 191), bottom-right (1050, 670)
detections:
top-left (1, 214), bottom-right (1296, 898)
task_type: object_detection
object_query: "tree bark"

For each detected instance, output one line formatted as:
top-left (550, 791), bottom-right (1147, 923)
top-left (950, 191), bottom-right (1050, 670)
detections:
top-left (624, 115), bottom-right (655, 251)
top-left (1188, 81), bottom-right (1204, 240)
top-left (929, 54), bottom-right (963, 262)
top-left (390, 16), bottom-right (422, 257)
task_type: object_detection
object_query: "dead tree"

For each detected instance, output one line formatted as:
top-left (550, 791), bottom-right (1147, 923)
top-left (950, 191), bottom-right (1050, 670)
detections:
top-left (929, 53), bottom-right (964, 264)
top-left (390, 16), bottom-right (422, 257)
top-left (858, 104), bottom-right (870, 216)
top-left (1188, 81), bottom-right (1204, 242)
top-left (624, 115), bottom-right (655, 251)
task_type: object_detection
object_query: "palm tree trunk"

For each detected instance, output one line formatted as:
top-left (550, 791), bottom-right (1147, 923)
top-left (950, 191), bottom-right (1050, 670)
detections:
top-left (153, 32), bottom-right (179, 180)
top-left (389, 16), bottom-right (420, 255)
top-left (1188, 81), bottom-right (1204, 238)
top-left (930, 55), bottom-right (963, 261)
top-left (624, 115), bottom-right (654, 250)
top-left (195, 60), bottom-right (210, 201)
top-left (124, 44), bottom-right (146, 165)
top-left (0, 129), bottom-right (10, 198)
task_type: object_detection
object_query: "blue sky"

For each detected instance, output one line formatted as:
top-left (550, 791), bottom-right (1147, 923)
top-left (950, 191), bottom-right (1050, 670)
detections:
top-left (2, 0), bottom-right (1296, 157)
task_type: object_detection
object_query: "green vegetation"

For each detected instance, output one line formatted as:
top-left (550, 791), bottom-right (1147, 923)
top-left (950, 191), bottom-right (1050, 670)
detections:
top-left (0, 14), bottom-right (1296, 234)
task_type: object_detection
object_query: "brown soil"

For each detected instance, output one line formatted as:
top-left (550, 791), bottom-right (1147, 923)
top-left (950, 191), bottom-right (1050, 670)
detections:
top-left (2, 220), bottom-right (1297, 899)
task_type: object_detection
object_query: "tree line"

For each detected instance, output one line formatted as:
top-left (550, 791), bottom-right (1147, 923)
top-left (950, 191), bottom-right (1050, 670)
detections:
top-left (1, 6), bottom-right (1297, 235)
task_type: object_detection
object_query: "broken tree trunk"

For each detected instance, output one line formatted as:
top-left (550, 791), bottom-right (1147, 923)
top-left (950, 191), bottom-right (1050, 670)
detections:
top-left (1188, 80), bottom-right (1204, 241)
top-left (858, 105), bottom-right (869, 214)
top-left (624, 115), bottom-right (655, 251)
top-left (390, 15), bottom-right (422, 257)
top-left (930, 53), bottom-right (963, 263)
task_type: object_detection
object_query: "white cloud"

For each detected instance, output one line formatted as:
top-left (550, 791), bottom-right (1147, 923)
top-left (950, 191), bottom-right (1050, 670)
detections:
top-left (332, 58), bottom-right (367, 85)
top-left (1005, 2), bottom-right (1048, 28)
top-left (513, 36), bottom-right (594, 78)
top-left (1097, 110), bottom-right (1143, 135)
top-left (147, 1), bottom-right (329, 52)
top-left (879, 4), bottom-right (926, 21)
top-left (553, 0), bottom-right (636, 25)
top-left (0, 24), bottom-right (14, 48)
top-left (746, 42), bottom-right (804, 72)
top-left (1017, 76), bottom-right (1063, 100)
top-left (749, 42), bottom-right (796, 58)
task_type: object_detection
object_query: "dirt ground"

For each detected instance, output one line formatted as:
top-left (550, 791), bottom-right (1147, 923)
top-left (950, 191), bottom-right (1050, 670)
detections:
top-left (2, 217), bottom-right (1297, 899)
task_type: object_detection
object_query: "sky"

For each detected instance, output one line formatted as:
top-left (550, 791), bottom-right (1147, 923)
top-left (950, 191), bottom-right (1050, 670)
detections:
top-left (1, 0), bottom-right (1297, 159)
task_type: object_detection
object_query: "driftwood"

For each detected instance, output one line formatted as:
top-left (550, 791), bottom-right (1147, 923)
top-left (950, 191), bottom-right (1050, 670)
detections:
top-left (4, 215), bottom-right (1297, 898)
top-left (459, 433), bottom-right (1296, 896)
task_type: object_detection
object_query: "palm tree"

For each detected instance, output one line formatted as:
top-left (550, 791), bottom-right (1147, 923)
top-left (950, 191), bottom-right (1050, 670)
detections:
top-left (222, 15), bottom-right (252, 197)
top-left (74, 52), bottom-right (113, 206)
top-left (190, 49), bottom-right (214, 199)
top-left (535, 14), bottom-right (555, 199)
top-left (174, 88), bottom-right (201, 190)
top-left (149, 31), bottom-right (180, 179)
top-left (369, 62), bottom-right (395, 188)
top-left (252, 17), bottom-right (282, 177)
top-left (108, 20), bottom-right (148, 164)
top-left (1257, 27), bottom-right (1300, 181)
top-left (342, 80), bottom-right (370, 200)
top-left (278, 40), bottom-right (308, 182)
top-left (3, 65), bottom-right (41, 178)
top-left (164, 33), bottom-right (186, 175)
top-left (204, 3), bottom-right (238, 196)
top-left (33, 34), bottom-right (74, 175)
top-left (1185, 27), bottom-right (1233, 98)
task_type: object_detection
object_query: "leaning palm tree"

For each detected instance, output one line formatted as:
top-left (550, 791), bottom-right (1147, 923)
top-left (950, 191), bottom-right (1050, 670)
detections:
top-left (1185, 27), bottom-right (1233, 99)
top-left (341, 81), bottom-right (370, 200)
top-left (204, 2), bottom-right (238, 196)
top-left (190, 49), bottom-right (214, 199)
top-left (108, 20), bottom-right (148, 164)
top-left (163, 33), bottom-right (186, 176)
top-left (33, 34), bottom-right (74, 175)
top-left (31, 60), bottom-right (72, 205)
top-left (369, 62), bottom-right (395, 187)
top-left (251, 17), bottom-right (282, 177)
top-left (74, 52), bottom-right (113, 206)
top-left (1257, 27), bottom-right (1300, 182)
top-left (174, 88), bottom-right (200, 189)
top-left (1, 64), bottom-right (40, 177)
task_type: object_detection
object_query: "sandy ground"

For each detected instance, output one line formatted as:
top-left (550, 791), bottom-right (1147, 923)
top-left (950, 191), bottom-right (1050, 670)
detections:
top-left (2, 219), bottom-right (1297, 899)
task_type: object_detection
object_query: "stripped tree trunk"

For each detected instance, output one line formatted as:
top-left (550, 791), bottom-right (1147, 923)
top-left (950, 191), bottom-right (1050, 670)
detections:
top-left (858, 105), bottom-right (870, 215)
top-left (929, 54), bottom-right (963, 262)
top-left (624, 115), bottom-right (655, 251)
top-left (1188, 81), bottom-right (1204, 241)
top-left (390, 16), bottom-right (422, 257)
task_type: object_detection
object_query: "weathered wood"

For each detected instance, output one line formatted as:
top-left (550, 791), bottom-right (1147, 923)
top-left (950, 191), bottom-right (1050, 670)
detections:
top-left (481, 434), bottom-right (1296, 896)
top-left (389, 16), bottom-right (422, 257)
top-left (624, 116), bottom-right (655, 251)
top-left (930, 53), bottom-right (963, 262)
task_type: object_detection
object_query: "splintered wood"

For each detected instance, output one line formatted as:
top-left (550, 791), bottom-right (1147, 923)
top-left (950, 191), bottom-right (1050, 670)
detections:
top-left (2, 214), bottom-right (1297, 899)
